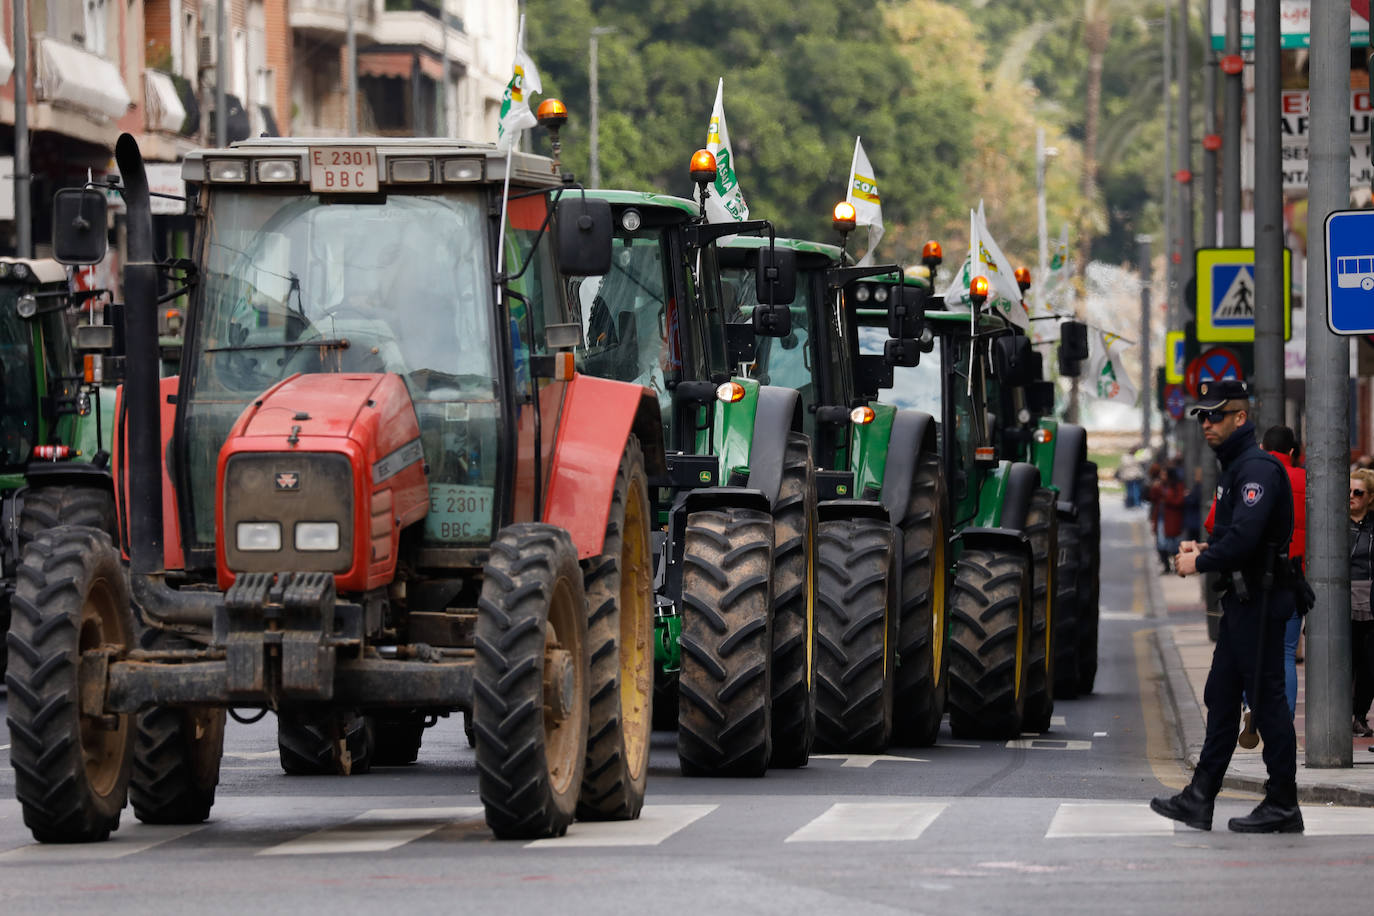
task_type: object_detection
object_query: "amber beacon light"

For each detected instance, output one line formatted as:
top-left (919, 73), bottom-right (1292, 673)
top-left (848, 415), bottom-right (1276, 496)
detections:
top-left (832, 201), bottom-right (857, 233)
top-left (536, 98), bottom-right (568, 130)
top-left (1014, 266), bottom-right (1032, 292)
top-left (969, 275), bottom-right (990, 304)
top-left (690, 149), bottom-right (718, 184)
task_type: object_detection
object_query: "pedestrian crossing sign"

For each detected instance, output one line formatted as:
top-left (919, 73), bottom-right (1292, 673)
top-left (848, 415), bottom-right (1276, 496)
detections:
top-left (1164, 330), bottom-right (1186, 384)
top-left (1194, 247), bottom-right (1291, 343)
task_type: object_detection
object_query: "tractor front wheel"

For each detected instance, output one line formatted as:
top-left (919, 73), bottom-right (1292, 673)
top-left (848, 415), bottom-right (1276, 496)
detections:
top-left (892, 451), bottom-right (950, 747)
top-left (768, 433), bottom-right (817, 768)
top-left (8, 526), bottom-right (134, 842)
top-left (1022, 489), bottom-right (1057, 733)
top-left (947, 548), bottom-right (1032, 740)
top-left (277, 711), bottom-right (374, 775)
top-left (130, 706), bottom-right (226, 823)
top-left (475, 524), bottom-right (589, 839)
top-left (677, 508), bottom-right (774, 777)
top-left (372, 713), bottom-right (427, 766)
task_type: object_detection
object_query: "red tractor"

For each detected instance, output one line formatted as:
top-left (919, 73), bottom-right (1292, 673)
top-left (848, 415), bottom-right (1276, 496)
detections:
top-left (11, 124), bottom-right (663, 843)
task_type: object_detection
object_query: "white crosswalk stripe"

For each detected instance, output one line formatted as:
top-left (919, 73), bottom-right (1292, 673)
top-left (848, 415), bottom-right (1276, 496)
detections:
top-left (525, 804), bottom-right (717, 848)
top-left (1299, 807), bottom-right (1374, 836)
top-left (258, 806), bottom-right (485, 856)
top-left (1046, 803), bottom-right (1176, 838)
top-left (784, 802), bottom-right (947, 843)
top-left (0, 824), bottom-right (208, 862)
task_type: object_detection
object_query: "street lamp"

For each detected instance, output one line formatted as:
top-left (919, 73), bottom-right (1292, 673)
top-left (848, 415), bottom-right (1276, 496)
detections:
top-left (1035, 128), bottom-right (1059, 288)
top-left (589, 26), bottom-right (618, 188)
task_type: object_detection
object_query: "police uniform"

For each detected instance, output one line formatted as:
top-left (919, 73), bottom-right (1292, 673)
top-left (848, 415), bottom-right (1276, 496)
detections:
top-left (1151, 379), bottom-right (1303, 833)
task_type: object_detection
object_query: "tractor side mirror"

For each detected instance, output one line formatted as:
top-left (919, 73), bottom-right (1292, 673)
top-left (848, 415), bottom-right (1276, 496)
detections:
top-left (726, 322), bottom-right (757, 367)
top-left (74, 324), bottom-right (116, 351)
top-left (1026, 380), bottom-right (1056, 415)
top-left (52, 188), bottom-right (109, 266)
top-left (754, 246), bottom-right (796, 305)
top-left (854, 354), bottom-right (894, 400)
top-left (1058, 350), bottom-right (1082, 378)
top-left (752, 303), bottom-right (792, 338)
top-left (883, 337), bottom-right (920, 368)
top-left (992, 334), bottom-right (1034, 386)
top-left (1060, 319), bottom-right (1090, 362)
top-left (887, 285), bottom-right (927, 339)
top-left (555, 196), bottom-right (613, 276)
top-left (545, 322), bottom-right (584, 350)
top-left (1028, 350), bottom-right (1045, 381)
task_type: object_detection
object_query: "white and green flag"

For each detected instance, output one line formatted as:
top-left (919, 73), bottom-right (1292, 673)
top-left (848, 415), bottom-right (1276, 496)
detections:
top-left (705, 79), bottom-right (749, 223)
top-left (941, 202), bottom-right (1029, 330)
top-left (1088, 328), bottom-right (1138, 404)
top-left (496, 16), bottom-right (542, 153)
top-left (846, 137), bottom-right (884, 265)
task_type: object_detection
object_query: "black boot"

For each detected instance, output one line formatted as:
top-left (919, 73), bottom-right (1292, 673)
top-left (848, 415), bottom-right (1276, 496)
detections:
top-left (1150, 776), bottom-right (1216, 830)
top-left (1228, 782), bottom-right (1303, 833)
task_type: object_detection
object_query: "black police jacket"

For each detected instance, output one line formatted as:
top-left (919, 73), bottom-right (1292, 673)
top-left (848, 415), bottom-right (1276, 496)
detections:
top-left (1196, 420), bottom-right (1295, 605)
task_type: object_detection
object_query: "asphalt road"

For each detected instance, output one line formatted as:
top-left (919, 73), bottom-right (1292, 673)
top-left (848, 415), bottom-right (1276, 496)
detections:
top-left (1, 501), bottom-right (1371, 914)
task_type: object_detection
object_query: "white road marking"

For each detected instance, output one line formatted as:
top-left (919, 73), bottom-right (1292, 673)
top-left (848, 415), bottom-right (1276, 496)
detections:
top-left (223, 751), bottom-right (281, 760)
top-left (1046, 803), bottom-right (1176, 838)
top-left (1093, 731), bottom-right (1109, 737)
top-left (936, 743), bottom-right (982, 749)
top-left (809, 753), bottom-right (928, 768)
top-left (525, 804), bottom-right (716, 848)
top-left (1302, 806), bottom-right (1374, 836)
top-left (1005, 739), bottom-right (1093, 750)
top-left (1051, 715), bottom-right (1068, 727)
top-left (0, 824), bottom-right (208, 862)
top-left (0, 745), bottom-right (9, 751)
top-left (1100, 610), bottom-right (1143, 621)
top-left (786, 802), bottom-right (947, 843)
top-left (258, 806), bottom-right (484, 856)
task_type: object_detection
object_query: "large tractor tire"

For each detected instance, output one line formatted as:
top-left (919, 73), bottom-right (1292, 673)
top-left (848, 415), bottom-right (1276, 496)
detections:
top-left (1022, 489), bottom-right (1057, 733)
top-left (815, 518), bottom-right (898, 753)
top-left (7, 526), bottom-right (134, 842)
top-left (1052, 516), bottom-right (1083, 700)
top-left (373, 713), bottom-right (426, 766)
top-left (475, 524), bottom-right (589, 839)
top-left (947, 547), bottom-right (1032, 740)
top-left (4, 486), bottom-right (116, 682)
top-left (768, 433), bottom-right (817, 768)
top-left (1075, 462), bottom-right (1102, 695)
top-left (892, 451), bottom-right (950, 747)
top-left (277, 711), bottom-right (374, 775)
top-left (130, 706), bottom-right (226, 824)
top-left (577, 436), bottom-right (654, 820)
top-left (677, 508), bottom-right (774, 777)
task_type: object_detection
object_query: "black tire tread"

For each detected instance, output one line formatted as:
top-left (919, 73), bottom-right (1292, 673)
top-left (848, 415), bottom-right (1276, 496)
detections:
top-left (1022, 489), bottom-right (1057, 733)
top-left (130, 706), bottom-right (225, 823)
top-left (768, 433), bottom-right (817, 768)
top-left (892, 451), bottom-right (949, 747)
top-left (947, 548), bottom-right (1031, 740)
top-left (277, 712), bottom-right (373, 775)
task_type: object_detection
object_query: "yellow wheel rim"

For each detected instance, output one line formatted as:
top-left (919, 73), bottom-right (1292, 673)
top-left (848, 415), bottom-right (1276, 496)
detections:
top-left (79, 574), bottom-right (128, 797)
top-left (619, 475), bottom-right (653, 782)
top-left (543, 580), bottom-right (585, 797)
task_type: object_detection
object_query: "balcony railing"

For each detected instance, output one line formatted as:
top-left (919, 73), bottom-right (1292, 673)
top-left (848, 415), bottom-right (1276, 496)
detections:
top-left (383, 0), bottom-right (463, 32)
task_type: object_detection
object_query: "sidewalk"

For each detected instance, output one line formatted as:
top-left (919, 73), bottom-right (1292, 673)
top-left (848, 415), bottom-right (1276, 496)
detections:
top-left (1145, 522), bottom-right (1374, 805)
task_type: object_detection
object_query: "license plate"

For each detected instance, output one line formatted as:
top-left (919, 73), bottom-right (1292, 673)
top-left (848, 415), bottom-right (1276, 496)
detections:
top-left (308, 146), bottom-right (379, 193)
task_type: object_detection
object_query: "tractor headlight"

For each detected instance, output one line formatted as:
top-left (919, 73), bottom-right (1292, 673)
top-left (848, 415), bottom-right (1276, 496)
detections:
top-left (295, 521), bottom-right (341, 552)
top-left (11, 263), bottom-right (31, 281)
top-left (873, 285), bottom-right (889, 304)
top-left (854, 284), bottom-right (871, 303)
top-left (236, 522), bottom-right (282, 552)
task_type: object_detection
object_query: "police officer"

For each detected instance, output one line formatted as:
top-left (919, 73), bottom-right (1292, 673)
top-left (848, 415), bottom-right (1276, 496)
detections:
top-left (1150, 379), bottom-right (1303, 833)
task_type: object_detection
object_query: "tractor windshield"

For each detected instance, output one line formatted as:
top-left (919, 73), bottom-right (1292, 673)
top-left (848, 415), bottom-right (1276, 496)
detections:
top-left (858, 324), bottom-right (943, 418)
top-left (183, 189), bottom-right (500, 546)
top-left (0, 287), bottom-right (37, 470)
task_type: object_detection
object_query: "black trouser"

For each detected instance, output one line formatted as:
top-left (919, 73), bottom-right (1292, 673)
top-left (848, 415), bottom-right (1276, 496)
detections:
top-left (1196, 593), bottom-right (1297, 793)
top-left (1353, 619), bottom-right (1374, 721)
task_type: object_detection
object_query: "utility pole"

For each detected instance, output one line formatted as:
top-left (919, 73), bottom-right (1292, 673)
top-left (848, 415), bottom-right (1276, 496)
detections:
top-left (1139, 235), bottom-right (1153, 447)
top-left (1163, 10), bottom-right (1175, 326)
top-left (1201, 0), bottom-right (1218, 249)
top-left (589, 26), bottom-right (616, 188)
top-left (1222, 0), bottom-right (1242, 245)
top-left (1304, 0), bottom-right (1353, 770)
top-left (1178, 0), bottom-right (1200, 477)
top-left (216, 0), bottom-right (227, 147)
top-left (346, 0), bottom-right (358, 135)
top-left (439, 1), bottom-right (449, 136)
top-left (13, 0), bottom-right (30, 257)
top-left (1252, 0), bottom-right (1284, 432)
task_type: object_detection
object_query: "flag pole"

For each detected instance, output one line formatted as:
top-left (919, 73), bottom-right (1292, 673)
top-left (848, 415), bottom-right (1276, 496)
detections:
top-left (496, 13), bottom-right (527, 280)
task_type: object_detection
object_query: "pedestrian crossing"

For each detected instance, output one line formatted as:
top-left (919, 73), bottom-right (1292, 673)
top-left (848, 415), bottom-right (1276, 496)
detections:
top-left (3, 796), bottom-right (1373, 861)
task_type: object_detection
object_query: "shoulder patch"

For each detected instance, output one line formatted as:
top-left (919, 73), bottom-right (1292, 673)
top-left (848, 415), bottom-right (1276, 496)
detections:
top-left (1241, 482), bottom-right (1264, 506)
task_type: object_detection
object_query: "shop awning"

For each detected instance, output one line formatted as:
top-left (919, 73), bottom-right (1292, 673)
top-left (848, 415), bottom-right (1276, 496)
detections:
top-left (144, 70), bottom-right (187, 134)
top-left (359, 50), bottom-right (414, 80)
top-left (0, 33), bottom-right (14, 86)
top-left (36, 38), bottom-right (132, 121)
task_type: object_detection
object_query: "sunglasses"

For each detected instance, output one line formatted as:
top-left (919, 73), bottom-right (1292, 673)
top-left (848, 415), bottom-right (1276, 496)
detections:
top-left (1354, 489), bottom-right (1367, 497)
top-left (1194, 408), bottom-right (1240, 425)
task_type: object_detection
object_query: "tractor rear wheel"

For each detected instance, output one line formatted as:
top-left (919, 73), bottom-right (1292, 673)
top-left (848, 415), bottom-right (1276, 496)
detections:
top-left (8, 526), bottom-right (134, 842)
top-left (947, 548), bottom-right (1032, 740)
top-left (892, 451), bottom-right (950, 747)
top-left (1022, 489), bottom-right (1057, 733)
top-left (815, 518), bottom-right (898, 753)
top-left (277, 711), bottom-right (374, 775)
top-left (5, 486), bottom-right (117, 681)
top-left (1053, 519), bottom-right (1083, 700)
top-left (372, 713), bottom-right (426, 766)
top-left (768, 433), bottom-right (817, 768)
top-left (1075, 462), bottom-right (1102, 695)
top-left (577, 436), bottom-right (654, 820)
top-left (475, 524), bottom-right (589, 839)
top-left (130, 706), bottom-right (225, 823)
top-left (677, 508), bottom-right (774, 777)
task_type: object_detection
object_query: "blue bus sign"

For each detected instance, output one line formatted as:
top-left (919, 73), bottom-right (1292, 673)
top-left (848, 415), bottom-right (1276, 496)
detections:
top-left (1326, 210), bottom-right (1374, 335)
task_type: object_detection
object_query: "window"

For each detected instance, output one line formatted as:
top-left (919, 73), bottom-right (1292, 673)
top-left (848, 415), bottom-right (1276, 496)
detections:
top-left (83, 0), bottom-right (107, 56)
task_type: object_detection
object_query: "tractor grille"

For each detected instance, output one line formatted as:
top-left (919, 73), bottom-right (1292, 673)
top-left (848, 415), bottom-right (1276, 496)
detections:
top-left (222, 452), bottom-right (354, 574)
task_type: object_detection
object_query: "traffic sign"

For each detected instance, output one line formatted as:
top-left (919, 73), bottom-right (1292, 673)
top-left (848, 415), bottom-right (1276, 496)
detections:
top-left (1164, 384), bottom-right (1187, 421)
top-left (1325, 210), bottom-right (1374, 335)
top-left (1165, 330), bottom-right (1186, 384)
top-left (1194, 247), bottom-right (1292, 342)
top-left (1184, 346), bottom-right (1244, 398)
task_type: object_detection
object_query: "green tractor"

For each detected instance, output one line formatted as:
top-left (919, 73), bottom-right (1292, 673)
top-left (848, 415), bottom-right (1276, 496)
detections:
top-left (574, 161), bottom-right (821, 774)
top-left (715, 234), bottom-right (950, 750)
top-left (0, 257), bottom-right (120, 678)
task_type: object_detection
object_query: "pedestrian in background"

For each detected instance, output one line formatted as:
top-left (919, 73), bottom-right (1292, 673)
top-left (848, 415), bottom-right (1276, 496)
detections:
top-left (1263, 426), bottom-right (1306, 717)
top-left (1183, 466), bottom-right (1203, 542)
top-left (1348, 468), bottom-right (1374, 741)
top-left (1148, 464), bottom-right (1187, 575)
top-left (1118, 449), bottom-right (1145, 508)
top-left (1152, 380), bottom-right (1302, 833)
